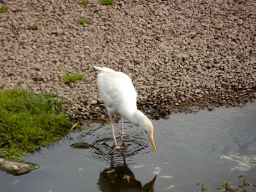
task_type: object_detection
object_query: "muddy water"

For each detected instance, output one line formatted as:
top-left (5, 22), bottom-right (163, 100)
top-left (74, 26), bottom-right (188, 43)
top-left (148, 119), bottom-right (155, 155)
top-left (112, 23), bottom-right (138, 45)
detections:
top-left (1, 101), bottom-right (256, 192)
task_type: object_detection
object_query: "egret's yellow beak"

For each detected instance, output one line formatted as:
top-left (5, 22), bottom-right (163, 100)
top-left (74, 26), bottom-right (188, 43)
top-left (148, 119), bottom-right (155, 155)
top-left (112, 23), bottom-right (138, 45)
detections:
top-left (148, 136), bottom-right (156, 152)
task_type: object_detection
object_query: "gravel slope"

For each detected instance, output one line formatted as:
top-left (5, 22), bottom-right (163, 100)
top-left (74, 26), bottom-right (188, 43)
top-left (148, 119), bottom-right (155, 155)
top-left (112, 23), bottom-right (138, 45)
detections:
top-left (0, 0), bottom-right (255, 121)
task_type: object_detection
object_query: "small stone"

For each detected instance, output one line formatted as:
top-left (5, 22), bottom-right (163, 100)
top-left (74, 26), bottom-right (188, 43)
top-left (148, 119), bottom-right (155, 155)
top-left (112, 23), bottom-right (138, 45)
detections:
top-left (195, 89), bottom-right (201, 94)
top-left (69, 82), bottom-right (74, 88)
top-left (237, 19), bottom-right (243, 25)
top-left (34, 65), bottom-right (41, 71)
top-left (100, 114), bottom-right (105, 120)
top-left (12, 165), bottom-right (19, 170)
top-left (156, 31), bottom-right (163, 35)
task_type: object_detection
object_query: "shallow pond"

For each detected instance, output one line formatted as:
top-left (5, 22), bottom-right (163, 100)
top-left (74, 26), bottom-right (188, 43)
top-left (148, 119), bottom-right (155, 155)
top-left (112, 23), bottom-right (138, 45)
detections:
top-left (1, 101), bottom-right (256, 192)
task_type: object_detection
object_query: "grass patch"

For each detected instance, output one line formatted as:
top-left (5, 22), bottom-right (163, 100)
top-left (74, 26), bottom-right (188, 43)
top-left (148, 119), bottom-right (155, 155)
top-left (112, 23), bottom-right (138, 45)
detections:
top-left (99, 0), bottom-right (114, 5)
top-left (62, 73), bottom-right (83, 84)
top-left (28, 24), bottom-right (38, 30)
top-left (77, 18), bottom-right (90, 25)
top-left (0, 5), bottom-right (8, 13)
top-left (78, 0), bottom-right (89, 5)
top-left (0, 88), bottom-right (73, 159)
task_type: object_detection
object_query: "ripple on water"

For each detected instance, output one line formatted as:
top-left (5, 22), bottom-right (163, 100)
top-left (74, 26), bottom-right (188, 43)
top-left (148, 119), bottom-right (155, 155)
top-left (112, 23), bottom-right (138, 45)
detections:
top-left (71, 123), bottom-right (154, 164)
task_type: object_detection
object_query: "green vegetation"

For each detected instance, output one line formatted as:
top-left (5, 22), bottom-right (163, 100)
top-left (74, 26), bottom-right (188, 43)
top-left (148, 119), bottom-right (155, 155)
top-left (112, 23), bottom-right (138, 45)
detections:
top-left (0, 88), bottom-right (73, 159)
top-left (62, 73), bottom-right (83, 84)
top-left (77, 18), bottom-right (90, 25)
top-left (198, 175), bottom-right (253, 192)
top-left (99, 0), bottom-right (114, 5)
top-left (217, 181), bottom-right (236, 191)
top-left (0, 5), bottom-right (8, 13)
top-left (78, 0), bottom-right (89, 5)
top-left (241, 176), bottom-right (250, 186)
top-left (201, 182), bottom-right (208, 191)
top-left (28, 24), bottom-right (38, 30)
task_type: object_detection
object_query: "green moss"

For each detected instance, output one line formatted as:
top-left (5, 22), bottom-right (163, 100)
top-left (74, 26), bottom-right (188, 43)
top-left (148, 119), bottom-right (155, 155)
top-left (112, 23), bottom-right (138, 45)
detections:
top-left (99, 0), bottom-right (114, 5)
top-left (77, 18), bottom-right (90, 25)
top-left (0, 88), bottom-right (73, 159)
top-left (78, 0), bottom-right (89, 5)
top-left (0, 5), bottom-right (8, 13)
top-left (28, 24), bottom-right (38, 30)
top-left (62, 72), bottom-right (83, 84)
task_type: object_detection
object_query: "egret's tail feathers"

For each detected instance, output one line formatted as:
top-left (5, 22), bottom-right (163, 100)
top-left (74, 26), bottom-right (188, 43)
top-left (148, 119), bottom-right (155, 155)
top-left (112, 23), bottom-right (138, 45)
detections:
top-left (94, 66), bottom-right (115, 73)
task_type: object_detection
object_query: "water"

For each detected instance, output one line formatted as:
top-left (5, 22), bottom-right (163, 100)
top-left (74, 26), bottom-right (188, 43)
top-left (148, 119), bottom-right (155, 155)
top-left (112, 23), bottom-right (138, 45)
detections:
top-left (1, 101), bottom-right (256, 192)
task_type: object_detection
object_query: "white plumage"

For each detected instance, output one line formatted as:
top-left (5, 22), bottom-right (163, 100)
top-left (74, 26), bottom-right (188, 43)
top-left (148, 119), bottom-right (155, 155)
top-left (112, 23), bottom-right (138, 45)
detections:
top-left (94, 66), bottom-right (156, 153)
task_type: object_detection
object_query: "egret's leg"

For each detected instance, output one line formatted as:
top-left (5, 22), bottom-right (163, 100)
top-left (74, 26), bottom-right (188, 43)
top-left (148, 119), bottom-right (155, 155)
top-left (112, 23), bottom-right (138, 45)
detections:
top-left (120, 116), bottom-right (126, 144)
top-left (120, 116), bottom-right (125, 135)
top-left (109, 114), bottom-right (118, 147)
top-left (117, 116), bottom-right (126, 137)
top-left (108, 115), bottom-right (128, 154)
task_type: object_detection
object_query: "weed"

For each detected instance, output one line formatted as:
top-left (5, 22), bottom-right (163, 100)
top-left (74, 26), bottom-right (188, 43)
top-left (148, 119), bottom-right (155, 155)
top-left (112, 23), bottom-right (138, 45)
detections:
top-left (217, 181), bottom-right (236, 192)
top-left (77, 18), bottom-right (90, 25)
top-left (242, 176), bottom-right (249, 186)
top-left (0, 5), bottom-right (8, 13)
top-left (78, 0), bottom-right (89, 5)
top-left (99, 0), bottom-right (114, 5)
top-left (62, 73), bottom-right (83, 84)
top-left (201, 182), bottom-right (208, 191)
top-left (28, 24), bottom-right (38, 30)
top-left (214, 26), bottom-right (221, 32)
top-left (238, 175), bottom-right (251, 191)
top-left (0, 88), bottom-right (73, 159)
top-left (197, 182), bottom-right (208, 192)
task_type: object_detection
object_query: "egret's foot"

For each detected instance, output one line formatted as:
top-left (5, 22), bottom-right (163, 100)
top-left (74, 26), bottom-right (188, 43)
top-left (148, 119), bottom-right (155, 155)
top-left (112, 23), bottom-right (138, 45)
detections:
top-left (116, 132), bottom-right (126, 139)
top-left (121, 132), bottom-right (126, 143)
top-left (109, 144), bottom-right (128, 154)
top-left (116, 131), bottom-right (126, 143)
top-left (120, 142), bottom-right (128, 149)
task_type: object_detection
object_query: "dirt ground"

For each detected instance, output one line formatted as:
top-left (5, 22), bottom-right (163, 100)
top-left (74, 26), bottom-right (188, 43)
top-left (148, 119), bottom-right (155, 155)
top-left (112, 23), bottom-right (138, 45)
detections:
top-left (0, 0), bottom-right (255, 121)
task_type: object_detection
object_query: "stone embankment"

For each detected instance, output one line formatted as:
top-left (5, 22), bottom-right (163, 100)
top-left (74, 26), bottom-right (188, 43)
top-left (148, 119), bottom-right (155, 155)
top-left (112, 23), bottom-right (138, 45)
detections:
top-left (0, 0), bottom-right (255, 121)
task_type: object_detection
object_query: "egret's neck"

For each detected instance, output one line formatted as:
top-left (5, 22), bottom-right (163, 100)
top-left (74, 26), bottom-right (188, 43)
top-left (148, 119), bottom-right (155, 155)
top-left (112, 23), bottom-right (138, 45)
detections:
top-left (122, 110), bottom-right (142, 126)
top-left (129, 110), bottom-right (149, 129)
top-left (122, 109), bottom-right (151, 130)
top-left (126, 110), bottom-right (141, 126)
top-left (124, 110), bottom-right (153, 137)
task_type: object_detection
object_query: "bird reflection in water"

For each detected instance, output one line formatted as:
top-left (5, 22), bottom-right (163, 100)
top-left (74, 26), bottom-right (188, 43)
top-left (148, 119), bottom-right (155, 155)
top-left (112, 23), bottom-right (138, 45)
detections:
top-left (97, 154), bottom-right (157, 192)
top-left (70, 125), bottom-right (157, 191)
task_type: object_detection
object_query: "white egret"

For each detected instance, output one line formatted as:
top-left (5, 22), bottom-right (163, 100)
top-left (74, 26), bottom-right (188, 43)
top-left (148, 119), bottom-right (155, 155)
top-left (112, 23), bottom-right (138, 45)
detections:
top-left (94, 66), bottom-right (156, 153)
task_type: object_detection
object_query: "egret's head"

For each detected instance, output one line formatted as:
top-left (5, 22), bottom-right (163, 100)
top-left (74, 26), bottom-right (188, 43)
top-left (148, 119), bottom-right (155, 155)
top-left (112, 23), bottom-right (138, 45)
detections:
top-left (138, 112), bottom-right (156, 152)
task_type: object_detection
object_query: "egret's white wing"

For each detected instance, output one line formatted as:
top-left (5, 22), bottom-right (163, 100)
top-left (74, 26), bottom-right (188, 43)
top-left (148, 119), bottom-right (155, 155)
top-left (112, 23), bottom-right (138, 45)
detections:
top-left (96, 70), bottom-right (137, 116)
